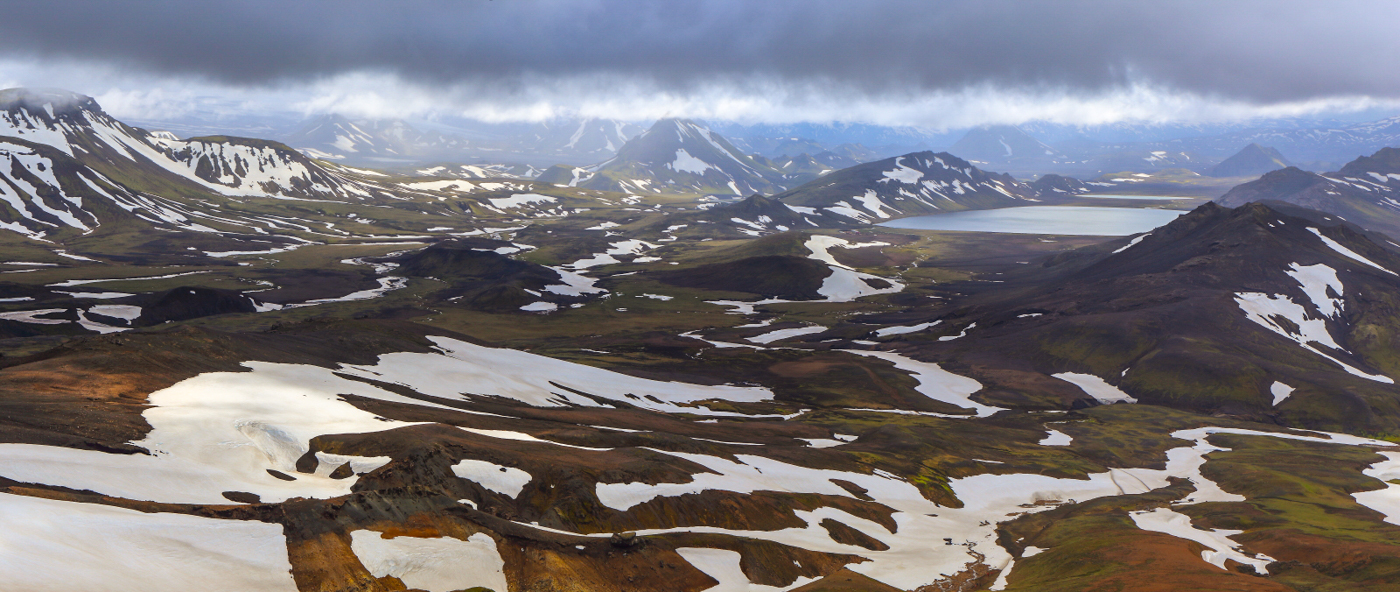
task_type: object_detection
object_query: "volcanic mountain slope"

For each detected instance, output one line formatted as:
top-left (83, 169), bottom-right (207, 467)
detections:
top-left (869, 201), bottom-right (1400, 433)
top-left (1217, 147), bottom-right (1400, 239)
top-left (949, 124), bottom-right (1061, 163)
top-left (772, 151), bottom-right (1082, 224)
top-left (1208, 143), bottom-right (1294, 177)
top-left (569, 118), bottom-right (787, 196)
top-left (526, 117), bottom-right (643, 161)
top-left (763, 151), bottom-right (862, 187)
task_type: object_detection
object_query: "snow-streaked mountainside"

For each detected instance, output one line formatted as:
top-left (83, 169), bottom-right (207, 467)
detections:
top-left (566, 118), bottom-right (788, 196)
top-left (0, 89), bottom-right (420, 241)
top-left (531, 117), bottom-right (641, 160)
top-left (0, 89), bottom-right (381, 201)
top-left (1218, 147), bottom-right (1400, 239)
top-left (1206, 143), bottom-right (1293, 178)
top-left (772, 151), bottom-right (1081, 224)
top-left (0, 88), bottom-right (613, 244)
top-left (925, 201), bottom-right (1400, 427)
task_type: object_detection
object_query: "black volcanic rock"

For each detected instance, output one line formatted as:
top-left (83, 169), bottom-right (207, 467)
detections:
top-left (1207, 143), bottom-right (1293, 177)
top-left (395, 243), bottom-right (557, 284)
top-left (134, 287), bottom-right (259, 326)
top-left (654, 255), bottom-right (832, 300)
top-left (392, 242), bottom-right (581, 312)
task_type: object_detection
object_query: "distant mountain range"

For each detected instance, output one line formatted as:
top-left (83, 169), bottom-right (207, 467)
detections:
top-left (111, 97), bottom-right (1400, 181)
top-left (282, 115), bottom-right (643, 167)
top-left (539, 118), bottom-right (841, 196)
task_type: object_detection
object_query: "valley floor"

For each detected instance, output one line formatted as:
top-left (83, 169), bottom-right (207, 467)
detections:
top-left (1, 196), bottom-right (1399, 592)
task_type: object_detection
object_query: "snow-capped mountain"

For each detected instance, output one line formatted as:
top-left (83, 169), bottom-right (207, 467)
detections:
top-left (772, 151), bottom-right (1079, 224)
top-left (0, 89), bottom-right (382, 201)
top-left (0, 88), bottom-right (399, 240)
top-left (567, 118), bottom-right (787, 195)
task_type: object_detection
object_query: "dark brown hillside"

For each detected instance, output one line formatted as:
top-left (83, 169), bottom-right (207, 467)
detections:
top-left (863, 202), bottom-right (1400, 434)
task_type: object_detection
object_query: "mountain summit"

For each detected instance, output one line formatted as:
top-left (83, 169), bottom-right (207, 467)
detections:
top-left (1206, 143), bottom-right (1293, 177)
top-left (949, 125), bottom-right (1060, 162)
top-left (772, 150), bottom-right (1075, 223)
top-left (567, 118), bottom-right (786, 195)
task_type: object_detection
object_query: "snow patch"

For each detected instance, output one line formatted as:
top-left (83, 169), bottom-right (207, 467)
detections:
top-left (1308, 227), bottom-right (1397, 275)
top-left (670, 148), bottom-right (714, 175)
top-left (1039, 429), bottom-right (1073, 446)
top-left (844, 350), bottom-right (1002, 417)
top-left (451, 459), bottom-right (533, 497)
top-left (1130, 508), bottom-right (1274, 574)
top-left (0, 492), bottom-right (297, 591)
top-left (1052, 373), bottom-right (1137, 404)
top-left (350, 531), bottom-right (507, 592)
top-left (489, 193), bottom-right (557, 209)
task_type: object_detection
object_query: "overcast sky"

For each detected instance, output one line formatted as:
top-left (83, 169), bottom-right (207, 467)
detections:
top-left (0, 0), bottom-right (1397, 127)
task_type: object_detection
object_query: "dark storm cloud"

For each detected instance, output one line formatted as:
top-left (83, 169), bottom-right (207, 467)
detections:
top-left (0, 0), bottom-right (1396, 102)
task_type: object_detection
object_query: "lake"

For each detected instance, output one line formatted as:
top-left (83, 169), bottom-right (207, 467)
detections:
top-left (878, 206), bottom-right (1185, 236)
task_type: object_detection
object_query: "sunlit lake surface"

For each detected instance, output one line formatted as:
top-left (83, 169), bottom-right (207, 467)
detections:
top-left (878, 206), bottom-right (1185, 236)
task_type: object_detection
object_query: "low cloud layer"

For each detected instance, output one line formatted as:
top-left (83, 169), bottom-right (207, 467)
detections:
top-left (1, 0), bottom-right (1397, 126)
